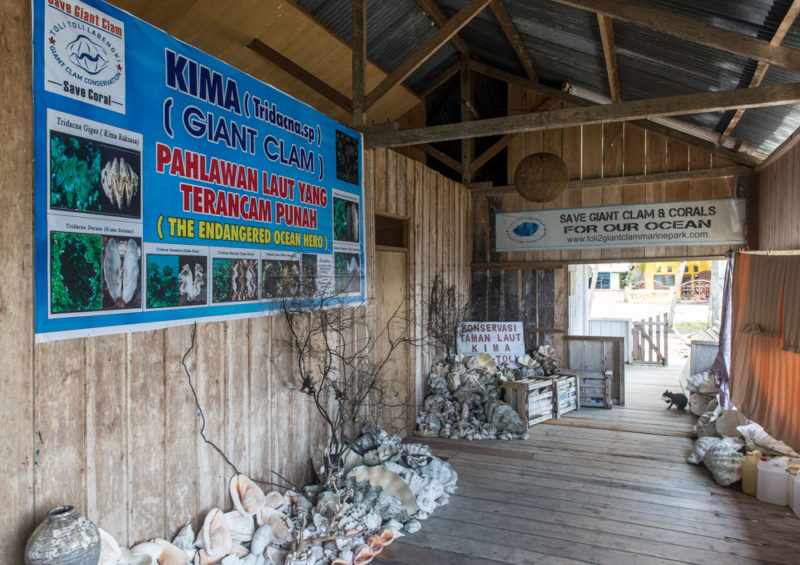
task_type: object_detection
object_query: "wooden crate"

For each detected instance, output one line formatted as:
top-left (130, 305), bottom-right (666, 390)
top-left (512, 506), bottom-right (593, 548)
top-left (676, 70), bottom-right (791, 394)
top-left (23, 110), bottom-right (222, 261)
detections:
top-left (572, 369), bottom-right (613, 408)
top-left (502, 378), bottom-right (554, 427)
top-left (552, 373), bottom-right (580, 417)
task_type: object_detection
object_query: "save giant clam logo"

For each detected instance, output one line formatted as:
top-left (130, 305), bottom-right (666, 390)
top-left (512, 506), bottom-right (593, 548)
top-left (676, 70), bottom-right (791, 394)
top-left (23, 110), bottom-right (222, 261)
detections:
top-left (506, 216), bottom-right (547, 242)
top-left (66, 34), bottom-right (109, 75)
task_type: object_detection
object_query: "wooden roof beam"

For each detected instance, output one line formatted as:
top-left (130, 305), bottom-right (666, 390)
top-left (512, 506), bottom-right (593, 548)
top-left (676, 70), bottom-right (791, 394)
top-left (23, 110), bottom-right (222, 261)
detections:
top-left (470, 165), bottom-right (752, 196)
top-left (597, 14), bottom-right (621, 102)
top-left (469, 59), bottom-right (760, 166)
top-left (716, 0), bottom-right (800, 147)
top-left (418, 143), bottom-right (462, 172)
top-left (363, 0), bottom-right (492, 111)
top-left (549, 0), bottom-right (800, 73)
top-left (415, 0), bottom-right (471, 55)
top-left (365, 81), bottom-right (800, 148)
top-left (490, 0), bottom-right (538, 81)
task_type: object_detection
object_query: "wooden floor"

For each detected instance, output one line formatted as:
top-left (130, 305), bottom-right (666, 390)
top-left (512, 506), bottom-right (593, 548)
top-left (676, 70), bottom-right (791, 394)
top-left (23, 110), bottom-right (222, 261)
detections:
top-left (379, 363), bottom-right (800, 564)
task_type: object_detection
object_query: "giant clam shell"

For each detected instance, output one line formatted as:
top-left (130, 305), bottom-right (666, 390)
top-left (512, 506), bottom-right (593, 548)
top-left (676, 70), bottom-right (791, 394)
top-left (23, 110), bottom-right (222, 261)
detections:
top-left (122, 238), bottom-right (139, 304)
top-left (230, 474), bottom-right (265, 517)
top-left (98, 528), bottom-right (123, 565)
top-left (201, 508), bottom-right (232, 558)
top-left (103, 237), bottom-right (122, 303)
top-left (348, 466), bottom-right (418, 516)
top-left (255, 506), bottom-right (292, 544)
top-left (224, 510), bottom-right (255, 544)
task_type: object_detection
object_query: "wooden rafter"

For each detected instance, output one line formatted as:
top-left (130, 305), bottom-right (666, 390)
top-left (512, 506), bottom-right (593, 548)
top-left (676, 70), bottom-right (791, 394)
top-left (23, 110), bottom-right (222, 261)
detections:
top-left (596, 14), bottom-right (620, 103)
top-left (419, 62), bottom-right (460, 98)
top-left (469, 59), bottom-right (760, 166)
top-left (550, 0), bottom-right (800, 73)
top-left (470, 165), bottom-right (752, 195)
top-left (418, 143), bottom-right (462, 172)
top-left (461, 55), bottom-right (474, 183)
top-left (415, 0), bottom-right (471, 55)
top-left (490, 0), bottom-right (538, 80)
top-left (363, 0), bottom-right (492, 111)
top-left (717, 0), bottom-right (800, 147)
top-left (352, 0), bottom-right (367, 127)
top-left (365, 81), bottom-right (800, 147)
top-left (248, 39), bottom-right (352, 113)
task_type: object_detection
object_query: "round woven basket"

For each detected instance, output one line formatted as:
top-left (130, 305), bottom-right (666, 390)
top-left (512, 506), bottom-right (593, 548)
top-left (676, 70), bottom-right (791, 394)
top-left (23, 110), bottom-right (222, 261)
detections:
top-left (514, 152), bottom-right (568, 202)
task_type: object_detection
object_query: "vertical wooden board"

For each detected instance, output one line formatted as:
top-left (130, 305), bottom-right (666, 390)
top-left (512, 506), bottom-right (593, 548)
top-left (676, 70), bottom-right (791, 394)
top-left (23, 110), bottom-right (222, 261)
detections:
top-left (386, 149), bottom-right (398, 216)
top-left (34, 340), bottom-right (86, 522)
top-left (603, 122), bottom-right (624, 177)
top-left (396, 151), bottom-right (408, 216)
top-left (562, 125), bottom-right (582, 180)
top-left (194, 322), bottom-right (227, 515)
top-left (487, 270), bottom-right (503, 320)
top-left (646, 131), bottom-right (667, 174)
top-left (521, 269), bottom-right (538, 350)
top-left (247, 317), bottom-right (273, 483)
top-left (471, 271), bottom-right (488, 321)
top-left (488, 196), bottom-right (502, 262)
top-left (623, 124), bottom-right (646, 175)
top-left (85, 334), bottom-right (128, 540)
top-left (225, 319), bottom-right (251, 481)
top-left (128, 329), bottom-right (166, 543)
top-left (543, 108), bottom-right (563, 157)
top-left (582, 124), bottom-right (603, 179)
top-left (553, 268), bottom-right (568, 359)
top-left (163, 324), bottom-right (199, 537)
top-left (373, 148), bottom-right (387, 213)
top-left (667, 140), bottom-right (690, 256)
top-left (537, 269), bottom-right (555, 333)
top-left (503, 270), bottom-right (520, 321)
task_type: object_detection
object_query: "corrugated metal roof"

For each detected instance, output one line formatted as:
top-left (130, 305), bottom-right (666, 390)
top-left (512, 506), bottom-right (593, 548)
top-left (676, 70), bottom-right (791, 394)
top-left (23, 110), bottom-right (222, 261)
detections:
top-left (295, 0), bottom-right (800, 160)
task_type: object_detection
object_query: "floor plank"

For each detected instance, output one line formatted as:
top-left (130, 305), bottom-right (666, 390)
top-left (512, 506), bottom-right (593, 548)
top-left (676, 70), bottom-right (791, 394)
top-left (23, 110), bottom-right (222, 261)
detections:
top-left (382, 361), bottom-right (800, 564)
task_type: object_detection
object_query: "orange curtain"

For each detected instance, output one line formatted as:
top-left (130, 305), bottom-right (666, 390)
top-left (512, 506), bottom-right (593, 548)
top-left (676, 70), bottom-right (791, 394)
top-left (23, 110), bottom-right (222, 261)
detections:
top-left (731, 253), bottom-right (800, 450)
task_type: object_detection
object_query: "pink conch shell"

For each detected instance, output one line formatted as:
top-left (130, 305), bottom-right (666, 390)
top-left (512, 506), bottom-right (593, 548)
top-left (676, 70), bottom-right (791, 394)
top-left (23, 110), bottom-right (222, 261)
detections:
top-left (263, 490), bottom-right (287, 510)
top-left (98, 528), bottom-right (122, 565)
top-left (230, 473), bottom-right (266, 517)
top-left (192, 549), bottom-right (223, 565)
top-left (352, 544), bottom-right (374, 565)
top-left (378, 527), bottom-right (394, 547)
top-left (365, 533), bottom-right (383, 555)
top-left (151, 537), bottom-right (190, 565)
top-left (255, 506), bottom-right (292, 544)
top-left (201, 508), bottom-right (232, 558)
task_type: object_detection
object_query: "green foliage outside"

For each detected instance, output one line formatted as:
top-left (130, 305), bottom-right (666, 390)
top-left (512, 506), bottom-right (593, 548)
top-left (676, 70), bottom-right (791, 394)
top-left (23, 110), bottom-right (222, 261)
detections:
top-left (50, 133), bottom-right (101, 212)
top-left (146, 261), bottom-right (179, 308)
top-left (213, 259), bottom-right (232, 303)
top-left (50, 232), bottom-right (102, 312)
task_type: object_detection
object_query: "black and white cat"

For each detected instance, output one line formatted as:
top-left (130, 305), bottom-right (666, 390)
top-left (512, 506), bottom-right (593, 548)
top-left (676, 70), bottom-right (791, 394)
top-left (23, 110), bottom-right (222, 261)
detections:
top-left (662, 390), bottom-right (688, 410)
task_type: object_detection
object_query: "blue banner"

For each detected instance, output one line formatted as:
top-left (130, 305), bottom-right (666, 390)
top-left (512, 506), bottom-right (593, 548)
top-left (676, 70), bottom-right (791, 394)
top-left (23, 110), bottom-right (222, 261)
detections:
top-left (34, 0), bottom-right (366, 341)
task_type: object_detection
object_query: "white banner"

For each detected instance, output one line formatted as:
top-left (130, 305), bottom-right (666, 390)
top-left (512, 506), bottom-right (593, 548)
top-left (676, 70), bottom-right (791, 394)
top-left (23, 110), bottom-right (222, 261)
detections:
top-left (457, 321), bottom-right (525, 364)
top-left (496, 198), bottom-right (745, 251)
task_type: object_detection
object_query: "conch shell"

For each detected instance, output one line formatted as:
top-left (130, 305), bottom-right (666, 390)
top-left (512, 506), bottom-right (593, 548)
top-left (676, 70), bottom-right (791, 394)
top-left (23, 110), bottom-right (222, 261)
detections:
top-left (378, 527), bottom-right (394, 546)
top-left (352, 544), bottom-right (374, 565)
top-left (230, 474), bottom-right (265, 517)
top-left (201, 508), bottom-right (232, 558)
top-left (151, 537), bottom-right (190, 565)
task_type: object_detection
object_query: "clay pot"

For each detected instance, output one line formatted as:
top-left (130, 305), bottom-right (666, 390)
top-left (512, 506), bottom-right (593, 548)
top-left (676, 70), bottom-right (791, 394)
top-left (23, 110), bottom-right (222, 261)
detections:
top-left (25, 506), bottom-right (100, 565)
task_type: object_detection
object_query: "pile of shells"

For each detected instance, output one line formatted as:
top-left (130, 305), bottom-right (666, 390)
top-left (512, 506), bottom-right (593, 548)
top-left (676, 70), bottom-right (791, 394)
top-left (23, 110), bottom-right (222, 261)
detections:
top-left (96, 427), bottom-right (457, 565)
top-left (416, 353), bottom-right (528, 441)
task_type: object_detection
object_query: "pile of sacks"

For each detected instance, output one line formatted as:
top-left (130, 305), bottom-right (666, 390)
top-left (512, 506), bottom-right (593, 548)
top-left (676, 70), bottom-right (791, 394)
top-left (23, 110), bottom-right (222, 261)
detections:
top-left (685, 370), bottom-right (799, 487)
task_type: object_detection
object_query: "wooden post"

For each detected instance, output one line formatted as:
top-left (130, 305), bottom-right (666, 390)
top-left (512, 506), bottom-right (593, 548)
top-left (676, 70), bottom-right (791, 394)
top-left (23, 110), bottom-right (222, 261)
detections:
top-left (460, 54), bottom-right (474, 183)
top-left (352, 0), bottom-right (367, 128)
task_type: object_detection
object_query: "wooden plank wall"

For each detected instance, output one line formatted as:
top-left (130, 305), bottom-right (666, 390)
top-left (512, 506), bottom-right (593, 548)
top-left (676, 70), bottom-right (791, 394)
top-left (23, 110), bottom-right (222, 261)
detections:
top-left (470, 85), bottom-right (741, 362)
top-left (755, 142), bottom-right (800, 250)
top-left (2, 124), bottom-right (468, 565)
top-left (367, 148), bottom-right (473, 408)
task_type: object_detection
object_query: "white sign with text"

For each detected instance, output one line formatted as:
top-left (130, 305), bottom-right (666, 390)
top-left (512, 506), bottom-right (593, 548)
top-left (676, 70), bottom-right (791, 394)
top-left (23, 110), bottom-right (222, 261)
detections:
top-left (457, 321), bottom-right (525, 364)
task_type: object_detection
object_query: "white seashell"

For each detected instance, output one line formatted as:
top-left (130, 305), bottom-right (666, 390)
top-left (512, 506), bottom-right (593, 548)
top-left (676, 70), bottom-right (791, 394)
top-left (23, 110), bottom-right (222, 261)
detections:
top-left (403, 519), bottom-right (421, 534)
top-left (223, 510), bottom-right (255, 544)
top-left (256, 506), bottom-right (292, 544)
top-left (202, 508), bottom-right (232, 558)
top-left (193, 549), bottom-right (224, 565)
top-left (348, 466), bottom-right (418, 516)
top-left (172, 523), bottom-right (196, 561)
top-left (221, 556), bottom-right (243, 565)
top-left (737, 422), bottom-right (800, 456)
top-left (131, 542), bottom-right (163, 560)
top-left (715, 409), bottom-right (748, 437)
top-left (685, 370), bottom-right (719, 394)
top-left (230, 474), bottom-right (266, 517)
top-left (250, 524), bottom-right (273, 556)
top-left (266, 546), bottom-right (287, 565)
top-left (151, 537), bottom-right (190, 565)
top-left (98, 528), bottom-right (122, 565)
top-left (122, 238), bottom-right (139, 305)
top-left (103, 237), bottom-right (122, 303)
top-left (263, 490), bottom-right (286, 511)
top-left (121, 547), bottom-right (156, 565)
